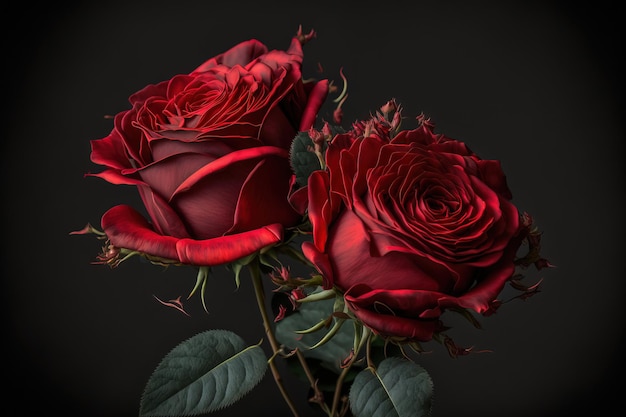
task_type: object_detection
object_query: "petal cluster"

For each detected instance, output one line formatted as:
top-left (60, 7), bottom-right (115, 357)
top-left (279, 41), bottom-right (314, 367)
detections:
top-left (304, 111), bottom-right (526, 342)
top-left (88, 34), bottom-right (329, 266)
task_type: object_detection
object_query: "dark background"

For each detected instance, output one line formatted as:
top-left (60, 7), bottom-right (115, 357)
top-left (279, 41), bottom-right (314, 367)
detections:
top-left (3, 1), bottom-right (624, 416)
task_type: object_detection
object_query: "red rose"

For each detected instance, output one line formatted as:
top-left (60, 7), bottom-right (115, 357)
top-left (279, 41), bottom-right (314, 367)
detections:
top-left (302, 112), bottom-right (526, 343)
top-left (89, 31), bottom-right (329, 266)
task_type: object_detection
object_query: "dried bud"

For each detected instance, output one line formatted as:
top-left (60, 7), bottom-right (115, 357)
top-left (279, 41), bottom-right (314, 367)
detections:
top-left (308, 126), bottom-right (324, 144)
top-left (416, 112), bottom-right (435, 130)
top-left (514, 215), bottom-right (554, 270)
top-left (483, 299), bottom-right (503, 316)
top-left (441, 334), bottom-right (473, 358)
top-left (94, 241), bottom-right (122, 267)
top-left (296, 25), bottom-right (316, 45)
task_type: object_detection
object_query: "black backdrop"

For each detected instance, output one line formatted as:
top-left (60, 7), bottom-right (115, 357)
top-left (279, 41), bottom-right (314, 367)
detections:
top-left (3, 1), bottom-right (624, 416)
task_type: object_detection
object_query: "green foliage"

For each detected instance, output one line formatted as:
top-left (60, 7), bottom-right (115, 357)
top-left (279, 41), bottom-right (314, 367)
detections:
top-left (349, 357), bottom-right (433, 417)
top-left (274, 296), bottom-right (354, 374)
top-left (139, 330), bottom-right (267, 416)
top-left (290, 131), bottom-right (324, 187)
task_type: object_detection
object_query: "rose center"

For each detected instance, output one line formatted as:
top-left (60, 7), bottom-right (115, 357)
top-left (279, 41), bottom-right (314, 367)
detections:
top-left (425, 197), bottom-right (446, 214)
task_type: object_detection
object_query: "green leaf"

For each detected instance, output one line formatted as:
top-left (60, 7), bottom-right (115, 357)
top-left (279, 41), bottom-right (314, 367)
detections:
top-left (290, 131), bottom-right (323, 187)
top-left (274, 296), bottom-right (354, 374)
top-left (139, 330), bottom-right (267, 416)
top-left (289, 125), bottom-right (347, 187)
top-left (349, 357), bottom-right (433, 417)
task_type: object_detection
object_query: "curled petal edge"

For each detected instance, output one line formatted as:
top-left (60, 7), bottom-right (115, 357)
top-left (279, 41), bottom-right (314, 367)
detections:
top-left (176, 224), bottom-right (283, 266)
top-left (302, 241), bottom-right (334, 289)
top-left (101, 204), bottom-right (284, 266)
top-left (344, 297), bottom-right (440, 342)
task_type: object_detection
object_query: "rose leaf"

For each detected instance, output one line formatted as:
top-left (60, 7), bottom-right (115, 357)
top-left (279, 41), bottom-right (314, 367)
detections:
top-left (139, 329), bottom-right (267, 416)
top-left (349, 357), bottom-right (434, 417)
top-left (290, 131), bottom-right (324, 187)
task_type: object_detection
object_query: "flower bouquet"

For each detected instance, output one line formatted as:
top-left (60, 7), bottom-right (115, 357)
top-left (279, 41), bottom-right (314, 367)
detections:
top-left (72, 26), bottom-right (551, 417)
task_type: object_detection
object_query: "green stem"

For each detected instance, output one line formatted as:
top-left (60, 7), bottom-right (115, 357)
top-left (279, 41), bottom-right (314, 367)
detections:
top-left (250, 262), bottom-right (300, 417)
top-left (294, 349), bottom-right (332, 415)
top-left (331, 327), bottom-right (371, 416)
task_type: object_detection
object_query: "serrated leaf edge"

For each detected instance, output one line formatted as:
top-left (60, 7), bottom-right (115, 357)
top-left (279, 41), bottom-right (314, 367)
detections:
top-left (139, 330), bottom-right (267, 417)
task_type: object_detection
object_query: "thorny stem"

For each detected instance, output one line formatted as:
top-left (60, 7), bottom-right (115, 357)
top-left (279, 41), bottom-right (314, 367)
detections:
top-left (250, 262), bottom-right (300, 417)
top-left (295, 349), bottom-right (331, 415)
top-left (331, 328), bottom-right (371, 416)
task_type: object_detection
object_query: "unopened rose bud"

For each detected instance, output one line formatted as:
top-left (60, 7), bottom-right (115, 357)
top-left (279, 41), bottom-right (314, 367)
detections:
top-left (308, 126), bottom-right (324, 144)
top-left (380, 99), bottom-right (397, 115)
top-left (321, 121), bottom-right (333, 140)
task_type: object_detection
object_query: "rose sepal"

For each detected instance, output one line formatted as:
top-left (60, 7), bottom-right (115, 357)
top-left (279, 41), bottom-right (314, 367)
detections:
top-left (295, 287), bottom-right (338, 303)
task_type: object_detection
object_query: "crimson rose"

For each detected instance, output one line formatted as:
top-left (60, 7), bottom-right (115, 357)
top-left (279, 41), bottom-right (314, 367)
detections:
top-left (302, 110), bottom-right (527, 343)
top-left (89, 30), bottom-right (328, 266)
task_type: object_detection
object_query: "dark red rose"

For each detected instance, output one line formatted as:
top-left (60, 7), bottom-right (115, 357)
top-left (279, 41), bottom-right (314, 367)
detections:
top-left (302, 112), bottom-right (526, 343)
top-left (89, 31), bottom-right (329, 266)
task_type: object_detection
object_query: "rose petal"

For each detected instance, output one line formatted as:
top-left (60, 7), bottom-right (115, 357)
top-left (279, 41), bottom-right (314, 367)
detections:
top-left (327, 210), bottom-right (450, 292)
top-left (229, 156), bottom-right (300, 234)
top-left (302, 241), bottom-right (334, 288)
top-left (175, 223), bottom-right (283, 266)
top-left (137, 153), bottom-right (219, 201)
top-left (128, 80), bottom-right (170, 106)
top-left (307, 170), bottom-right (331, 252)
top-left (191, 39), bottom-right (269, 74)
top-left (344, 286), bottom-right (441, 341)
top-left (90, 129), bottom-right (132, 171)
top-left (347, 307), bottom-right (439, 341)
top-left (137, 185), bottom-right (190, 238)
top-left (258, 105), bottom-right (298, 149)
top-left (86, 169), bottom-right (145, 187)
top-left (288, 184), bottom-right (309, 216)
top-left (101, 205), bottom-right (180, 261)
top-left (299, 79), bottom-right (329, 131)
top-left (172, 146), bottom-right (289, 196)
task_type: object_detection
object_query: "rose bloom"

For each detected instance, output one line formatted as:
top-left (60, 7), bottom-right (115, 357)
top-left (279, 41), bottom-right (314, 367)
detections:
top-left (89, 31), bottom-right (328, 266)
top-left (302, 110), bottom-right (528, 343)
